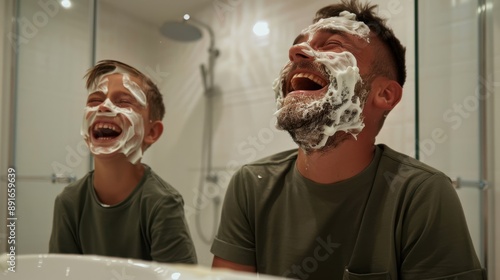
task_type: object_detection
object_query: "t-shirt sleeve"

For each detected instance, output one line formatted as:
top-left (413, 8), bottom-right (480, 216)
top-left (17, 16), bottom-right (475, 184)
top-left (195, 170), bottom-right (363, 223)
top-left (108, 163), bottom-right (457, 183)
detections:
top-left (210, 168), bottom-right (256, 266)
top-left (400, 173), bottom-right (485, 279)
top-left (149, 195), bottom-right (197, 264)
top-left (48, 194), bottom-right (82, 254)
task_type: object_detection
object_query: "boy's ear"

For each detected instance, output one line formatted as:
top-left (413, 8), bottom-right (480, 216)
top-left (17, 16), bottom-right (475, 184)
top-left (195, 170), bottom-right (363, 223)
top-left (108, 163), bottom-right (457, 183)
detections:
top-left (372, 77), bottom-right (402, 111)
top-left (144, 120), bottom-right (163, 146)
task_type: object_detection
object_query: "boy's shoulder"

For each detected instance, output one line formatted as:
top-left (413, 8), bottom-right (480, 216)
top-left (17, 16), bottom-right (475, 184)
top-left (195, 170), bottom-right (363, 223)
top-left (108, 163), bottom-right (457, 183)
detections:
top-left (141, 167), bottom-right (183, 201)
top-left (55, 171), bottom-right (93, 205)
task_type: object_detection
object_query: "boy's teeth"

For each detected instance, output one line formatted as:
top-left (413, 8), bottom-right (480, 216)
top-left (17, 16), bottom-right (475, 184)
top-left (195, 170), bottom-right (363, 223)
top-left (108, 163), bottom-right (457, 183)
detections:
top-left (94, 123), bottom-right (121, 132)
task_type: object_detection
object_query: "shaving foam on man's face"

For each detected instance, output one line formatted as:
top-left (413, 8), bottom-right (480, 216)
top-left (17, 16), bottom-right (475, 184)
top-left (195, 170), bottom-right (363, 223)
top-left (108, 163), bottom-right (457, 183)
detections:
top-left (272, 11), bottom-right (371, 151)
top-left (81, 69), bottom-right (148, 164)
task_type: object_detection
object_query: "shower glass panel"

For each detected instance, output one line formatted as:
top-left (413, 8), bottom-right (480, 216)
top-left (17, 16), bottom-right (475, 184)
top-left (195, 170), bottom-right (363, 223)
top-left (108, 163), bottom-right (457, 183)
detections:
top-left (417, 0), bottom-right (484, 264)
top-left (12, 0), bottom-right (92, 253)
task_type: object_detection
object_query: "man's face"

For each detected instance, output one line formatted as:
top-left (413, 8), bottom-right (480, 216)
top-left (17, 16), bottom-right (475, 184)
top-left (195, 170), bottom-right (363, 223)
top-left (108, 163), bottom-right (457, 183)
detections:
top-left (81, 71), bottom-right (149, 164)
top-left (273, 12), bottom-right (373, 151)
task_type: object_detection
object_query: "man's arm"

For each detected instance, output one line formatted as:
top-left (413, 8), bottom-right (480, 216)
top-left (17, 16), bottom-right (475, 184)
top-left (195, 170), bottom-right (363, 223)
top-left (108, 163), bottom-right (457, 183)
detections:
top-left (210, 167), bottom-right (258, 270)
top-left (212, 256), bottom-right (256, 272)
top-left (400, 173), bottom-right (485, 279)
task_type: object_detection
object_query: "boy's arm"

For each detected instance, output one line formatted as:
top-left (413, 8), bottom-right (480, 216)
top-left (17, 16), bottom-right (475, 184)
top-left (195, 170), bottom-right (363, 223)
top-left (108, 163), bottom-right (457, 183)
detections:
top-left (48, 195), bottom-right (81, 254)
top-left (149, 195), bottom-right (197, 264)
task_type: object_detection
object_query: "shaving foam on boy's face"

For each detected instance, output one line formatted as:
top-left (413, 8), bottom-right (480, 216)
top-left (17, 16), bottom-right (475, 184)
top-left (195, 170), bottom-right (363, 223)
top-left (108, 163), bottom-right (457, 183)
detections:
top-left (81, 68), bottom-right (148, 164)
top-left (272, 11), bottom-right (371, 151)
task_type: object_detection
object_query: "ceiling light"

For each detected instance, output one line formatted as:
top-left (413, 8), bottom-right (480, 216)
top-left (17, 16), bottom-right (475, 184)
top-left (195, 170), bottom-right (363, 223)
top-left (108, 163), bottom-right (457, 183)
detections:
top-left (253, 21), bottom-right (270, 36)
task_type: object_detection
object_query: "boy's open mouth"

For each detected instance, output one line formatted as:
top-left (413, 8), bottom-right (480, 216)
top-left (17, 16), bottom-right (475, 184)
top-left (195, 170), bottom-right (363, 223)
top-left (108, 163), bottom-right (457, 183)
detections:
top-left (92, 122), bottom-right (123, 141)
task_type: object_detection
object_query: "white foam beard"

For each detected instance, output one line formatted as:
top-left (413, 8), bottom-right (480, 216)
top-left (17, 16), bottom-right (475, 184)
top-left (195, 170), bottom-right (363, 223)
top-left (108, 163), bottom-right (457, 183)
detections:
top-left (273, 53), bottom-right (365, 151)
top-left (272, 13), bottom-right (369, 151)
top-left (81, 99), bottom-right (145, 164)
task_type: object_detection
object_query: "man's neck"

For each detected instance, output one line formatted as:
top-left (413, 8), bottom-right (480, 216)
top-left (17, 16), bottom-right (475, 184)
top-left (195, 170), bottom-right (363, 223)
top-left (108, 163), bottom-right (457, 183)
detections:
top-left (92, 156), bottom-right (145, 205)
top-left (296, 140), bottom-right (376, 184)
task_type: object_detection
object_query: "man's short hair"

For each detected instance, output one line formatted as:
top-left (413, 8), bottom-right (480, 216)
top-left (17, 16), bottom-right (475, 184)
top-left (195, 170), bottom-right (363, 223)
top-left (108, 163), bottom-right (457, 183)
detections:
top-left (314, 0), bottom-right (407, 87)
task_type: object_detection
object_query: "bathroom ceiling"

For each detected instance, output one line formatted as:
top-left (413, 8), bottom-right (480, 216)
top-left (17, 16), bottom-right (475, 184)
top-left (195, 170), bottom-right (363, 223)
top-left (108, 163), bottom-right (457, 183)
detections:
top-left (101, 0), bottom-right (213, 26)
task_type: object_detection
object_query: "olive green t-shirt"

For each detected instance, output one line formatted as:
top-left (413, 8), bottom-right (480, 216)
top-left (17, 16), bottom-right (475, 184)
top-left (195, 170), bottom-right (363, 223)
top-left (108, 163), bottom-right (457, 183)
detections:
top-left (49, 165), bottom-right (197, 264)
top-left (211, 144), bottom-right (484, 279)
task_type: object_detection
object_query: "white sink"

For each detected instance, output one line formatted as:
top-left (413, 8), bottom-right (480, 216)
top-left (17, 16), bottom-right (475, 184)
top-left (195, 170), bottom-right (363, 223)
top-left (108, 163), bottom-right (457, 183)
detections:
top-left (1, 254), bottom-right (286, 280)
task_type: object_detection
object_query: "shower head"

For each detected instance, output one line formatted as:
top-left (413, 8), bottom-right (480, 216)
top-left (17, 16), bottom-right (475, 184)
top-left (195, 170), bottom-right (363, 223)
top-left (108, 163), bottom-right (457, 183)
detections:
top-left (160, 21), bottom-right (203, 42)
top-left (159, 14), bottom-right (219, 94)
top-left (160, 14), bottom-right (216, 50)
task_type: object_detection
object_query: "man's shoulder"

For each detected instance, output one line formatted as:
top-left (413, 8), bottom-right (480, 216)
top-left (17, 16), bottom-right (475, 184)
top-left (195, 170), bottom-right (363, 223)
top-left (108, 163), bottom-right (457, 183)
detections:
top-left (244, 149), bottom-right (298, 170)
top-left (376, 144), bottom-right (452, 192)
top-left (227, 150), bottom-right (298, 194)
top-left (378, 144), bottom-right (445, 175)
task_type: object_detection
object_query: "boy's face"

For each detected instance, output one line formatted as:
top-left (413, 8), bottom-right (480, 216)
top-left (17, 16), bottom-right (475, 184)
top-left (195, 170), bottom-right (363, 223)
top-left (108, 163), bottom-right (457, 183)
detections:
top-left (81, 72), bottom-right (150, 164)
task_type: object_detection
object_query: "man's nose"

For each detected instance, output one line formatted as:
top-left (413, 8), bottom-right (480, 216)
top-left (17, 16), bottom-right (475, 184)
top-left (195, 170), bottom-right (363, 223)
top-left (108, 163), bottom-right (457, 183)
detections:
top-left (289, 44), bottom-right (314, 62)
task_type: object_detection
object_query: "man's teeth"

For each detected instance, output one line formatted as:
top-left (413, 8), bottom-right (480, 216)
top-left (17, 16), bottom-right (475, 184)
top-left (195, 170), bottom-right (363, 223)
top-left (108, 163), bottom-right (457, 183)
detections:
top-left (292, 73), bottom-right (327, 88)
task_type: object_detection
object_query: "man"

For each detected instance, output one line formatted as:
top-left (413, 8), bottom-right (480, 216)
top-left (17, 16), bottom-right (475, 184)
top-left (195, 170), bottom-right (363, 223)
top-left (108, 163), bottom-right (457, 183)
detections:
top-left (211, 1), bottom-right (485, 279)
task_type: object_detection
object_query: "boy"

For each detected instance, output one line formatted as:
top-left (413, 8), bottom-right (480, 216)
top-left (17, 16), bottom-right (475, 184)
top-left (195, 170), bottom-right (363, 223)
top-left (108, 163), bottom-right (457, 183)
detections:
top-left (49, 60), bottom-right (197, 264)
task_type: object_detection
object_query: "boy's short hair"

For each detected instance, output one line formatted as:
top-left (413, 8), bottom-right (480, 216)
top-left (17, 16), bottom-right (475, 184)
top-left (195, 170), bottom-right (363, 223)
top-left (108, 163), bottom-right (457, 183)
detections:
top-left (84, 60), bottom-right (165, 121)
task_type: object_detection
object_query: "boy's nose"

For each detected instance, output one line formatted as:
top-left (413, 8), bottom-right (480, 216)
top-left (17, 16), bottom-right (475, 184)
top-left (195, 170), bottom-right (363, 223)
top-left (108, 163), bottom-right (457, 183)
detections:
top-left (97, 99), bottom-right (113, 112)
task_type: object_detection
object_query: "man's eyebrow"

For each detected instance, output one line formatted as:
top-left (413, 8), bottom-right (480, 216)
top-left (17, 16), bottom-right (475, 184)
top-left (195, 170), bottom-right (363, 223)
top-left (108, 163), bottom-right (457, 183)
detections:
top-left (292, 29), bottom-right (352, 45)
top-left (322, 29), bottom-right (350, 39)
top-left (292, 34), bottom-right (306, 45)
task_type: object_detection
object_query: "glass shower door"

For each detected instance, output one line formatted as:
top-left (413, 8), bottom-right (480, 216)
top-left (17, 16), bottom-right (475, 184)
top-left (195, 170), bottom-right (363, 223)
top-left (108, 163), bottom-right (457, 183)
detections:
top-left (11, 0), bottom-right (93, 254)
top-left (417, 0), bottom-right (487, 268)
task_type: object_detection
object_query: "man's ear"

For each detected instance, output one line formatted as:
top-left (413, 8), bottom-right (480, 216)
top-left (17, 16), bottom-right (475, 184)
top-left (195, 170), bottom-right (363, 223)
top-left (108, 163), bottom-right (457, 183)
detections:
top-left (372, 77), bottom-right (402, 111)
top-left (144, 120), bottom-right (163, 146)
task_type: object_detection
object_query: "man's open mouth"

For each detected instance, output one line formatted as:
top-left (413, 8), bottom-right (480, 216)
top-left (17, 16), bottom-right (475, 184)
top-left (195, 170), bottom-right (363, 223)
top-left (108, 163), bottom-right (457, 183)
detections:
top-left (92, 122), bottom-right (123, 141)
top-left (287, 72), bottom-right (328, 95)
